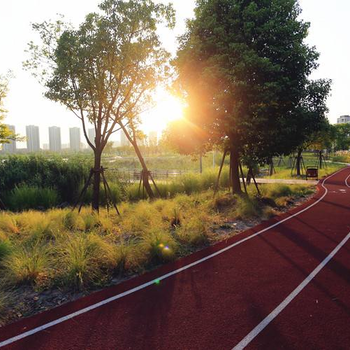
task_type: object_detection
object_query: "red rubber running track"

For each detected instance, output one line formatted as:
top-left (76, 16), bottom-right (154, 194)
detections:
top-left (1, 167), bottom-right (350, 350)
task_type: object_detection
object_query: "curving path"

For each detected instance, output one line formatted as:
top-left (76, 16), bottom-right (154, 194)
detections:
top-left (1, 167), bottom-right (350, 350)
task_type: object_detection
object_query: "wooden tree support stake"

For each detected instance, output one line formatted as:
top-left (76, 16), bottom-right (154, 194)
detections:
top-left (291, 155), bottom-right (306, 177)
top-left (101, 167), bottom-right (120, 216)
top-left (149, 171), bottom-right (161, 197)
top-left (73, 168), bottom-right (94, 213)
top-left (73, 167), bottom-right (120, 215)
top-left (214, 149), bottom-right (228, 195)
top-left (239, 160), bottom-right (248, 195)
top-left (247, 166), bottom-right (261, 196)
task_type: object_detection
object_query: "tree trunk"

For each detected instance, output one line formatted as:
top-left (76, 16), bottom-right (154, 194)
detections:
top-left (246, 166), bottom-right (252, 185)
top-left (132, 140), bottom-right (155, 199)
top-left (230, 144), bottom-right (242, 195)
top-left (319, 150), bottom-right (323, 169)
top-left (269, 157), bottom-right (274, 176)
top-left (296, 149), bottom-right (303, 176)
top-left (120, 124), bottom-right (155, 199)
top-left (199, 154), bottom-right (203, 174)
top-left (92, 149), bottom-right (102, 212)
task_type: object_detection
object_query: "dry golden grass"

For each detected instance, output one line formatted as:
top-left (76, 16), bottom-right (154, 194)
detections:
top-left (0, 183), bottom-right (313, 302)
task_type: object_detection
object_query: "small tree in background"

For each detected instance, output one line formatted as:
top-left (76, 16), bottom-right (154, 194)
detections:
top-left (163, 117), bottom-right (210, 173)
top-left (333, 123), bottom-right (350, 151)
top-left (25, 0), bottom-right (175, 211)
top-left (0, 73), bottom-right (17, 146)
top-left (289, 79), bottom-right (331, 175)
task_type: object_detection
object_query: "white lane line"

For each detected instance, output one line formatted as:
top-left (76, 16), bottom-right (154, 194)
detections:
top-left (345, 174), bottom-right (350, 188)
top-left (233, 230), bottom-right (350, 350)
top-left (0, 167), bottom-right (348, 348)
top-left (232, 167), bottom-right (350, 350)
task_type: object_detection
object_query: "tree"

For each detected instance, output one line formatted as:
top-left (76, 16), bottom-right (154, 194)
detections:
top-left (0, 73), bottom-right (16, 145)
top-left (308, 120), bottom-right (335, 168)
top-left (25, 0), bottom-right (175, 211)
top-left (164, 117), bottom-right (210, 173)
top-left (289, 79), bottom-right (331, 175)
top-left (174, 0), bottom-right (322, 194)
top-left (333, 123), bottom-right (350, 151)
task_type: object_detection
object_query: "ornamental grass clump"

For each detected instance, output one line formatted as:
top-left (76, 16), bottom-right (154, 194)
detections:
top-left (0, 214), bottom-right (19, 235)
top-left (2, 244), bottom-right (50, 286)
top-left (63, 211), bottom-right (85, 231)
top-left (0, 291), bottom-right (9, 324)
top-left (57, 233), bottom-right (115, 290)
top-left (234, 196), bottom-right (262, 220)
top-left (176, 213), bottom-right (209, 246)
top-left (114, 241), bottom-right (146, 274)
top-left (0, 240), bottom-right (12, 261)
top-left (141, 230), bottom-right (178, 265)
top-left (120, 201), bottom-right (165, 236)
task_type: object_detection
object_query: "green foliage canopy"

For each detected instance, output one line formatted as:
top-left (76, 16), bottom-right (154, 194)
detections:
top-left (174, 0), bottom-right (327, 164)
top-left (333, 123), bottom-right (350, 151)
top-left (25, 0), bottom-right (175, 153)
top-left (0, 74), bottom-right (16, 145)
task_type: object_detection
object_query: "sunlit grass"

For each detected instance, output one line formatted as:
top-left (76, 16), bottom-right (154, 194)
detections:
top-left (2, 244), bottom-right (50, 286)
top-left (0, 180), bottom-right (316, 323)
top-left (268, 162), bottom-right (344, 180)
top-left (56, 233), bottom-right (116, 290)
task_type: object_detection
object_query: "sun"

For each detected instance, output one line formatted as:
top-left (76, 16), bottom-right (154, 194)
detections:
top-left (141, 89), bottom-right (185, 134)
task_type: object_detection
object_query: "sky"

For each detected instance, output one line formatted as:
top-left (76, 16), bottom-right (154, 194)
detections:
top-left (0, 0), bottom-right (349, 148)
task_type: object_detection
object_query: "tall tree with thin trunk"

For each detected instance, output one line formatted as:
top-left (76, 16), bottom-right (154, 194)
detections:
top-left (24, 0), bottom-right (175, 211)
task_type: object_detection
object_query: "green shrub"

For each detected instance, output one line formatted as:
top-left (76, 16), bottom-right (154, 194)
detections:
top-left (5, 186), bottom-right (59, 211)
top-left (0, 154), bottom-right (91, 204)
top-left (199, 170), bottom-right (217, 190)
top-left (82, 182), bottom-right (124, 205)
top-left (181, 173), bottom-right (201, 194)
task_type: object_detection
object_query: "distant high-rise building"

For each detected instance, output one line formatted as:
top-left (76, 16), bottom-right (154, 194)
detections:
top-left (49, 126), bottom-right (61, 152)
top-left (2, 125), bottom-right (16, 153)
top-left (88, 128), bottom-right (96, 146)
top-left (26, 125), bottom-right (40, 152)
top-left (337, 115), bottom-right (350, 124)
top-left (148, 131), bottom-right (158, 147)
top-left (120, 130), bottom-right (130, 147)
top-left (69, 127), bottom-right (81, 152)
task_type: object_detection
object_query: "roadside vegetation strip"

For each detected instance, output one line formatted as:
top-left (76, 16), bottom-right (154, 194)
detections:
top-left (0, 168), bottom-right (346, 348)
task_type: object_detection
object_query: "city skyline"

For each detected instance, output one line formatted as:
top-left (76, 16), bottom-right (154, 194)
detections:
top-left (1, 124), bottom-right (159, 152)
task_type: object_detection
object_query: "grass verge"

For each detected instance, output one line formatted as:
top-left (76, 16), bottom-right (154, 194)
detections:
top-left (0, 182), bottom-right (314, 326)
